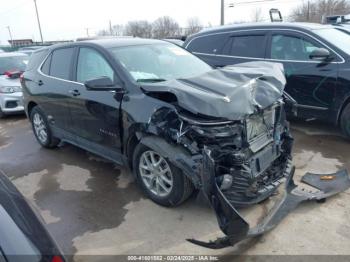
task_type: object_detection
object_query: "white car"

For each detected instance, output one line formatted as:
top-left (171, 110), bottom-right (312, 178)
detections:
top-left (0, 52), bottom-right (28, 118)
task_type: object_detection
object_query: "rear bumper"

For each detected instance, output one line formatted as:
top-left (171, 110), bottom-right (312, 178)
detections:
top-left (0, 92), bottom-right (24, 113)
top-left (188, 149), bottom-right (350, 249)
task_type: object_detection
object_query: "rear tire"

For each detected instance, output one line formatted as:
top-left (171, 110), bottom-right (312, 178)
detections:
top-left (30, 106), bottom-right (60, 148)
top-left (340, 103), bottom-right (350, 138)
top-left (133, 143), bottom-right (193, 207)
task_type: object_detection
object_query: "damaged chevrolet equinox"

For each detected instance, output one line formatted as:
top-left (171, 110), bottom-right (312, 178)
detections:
top-left (22, 39), bottom-right (350, 249)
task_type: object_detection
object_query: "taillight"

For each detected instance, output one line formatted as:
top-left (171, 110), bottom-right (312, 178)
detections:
top-left (4, 71), bottom-right (13, 77)
top-left (52, 255), bottom-right (64, 262)
top-left (4, 70), bottom-right (21, 79)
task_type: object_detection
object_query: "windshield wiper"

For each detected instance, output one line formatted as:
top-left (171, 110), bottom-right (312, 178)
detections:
top-left (136, 78), bottom-right (166, 83)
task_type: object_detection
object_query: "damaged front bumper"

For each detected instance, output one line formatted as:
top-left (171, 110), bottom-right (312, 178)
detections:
top-left (188, 149), bottom-right (350, 249)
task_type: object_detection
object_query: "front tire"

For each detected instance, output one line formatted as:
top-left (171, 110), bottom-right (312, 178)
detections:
top-left (340, 103), bottom-right (350, 138)
top-left (133, 143), bottom-right (193, 207)
top-left (30, 106), bottom-right (59, 148)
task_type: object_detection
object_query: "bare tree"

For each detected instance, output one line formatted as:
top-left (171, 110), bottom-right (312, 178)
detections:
top-left (125, 20), bottom-right (152, 38)
top-left (291, 0), bottom-right (350, 23)
top-left (185, 17), bottom-right (203, 35)
top-left (112, 24), bottom-right (125, 36)
top-left (152, 16), bottom-right (180, 39)
top-left (97, 24), bottom-right (125, 36)
top-left (97, 29), bottom-right (110, 36)
top-left (251, 7), bottom-right (264, 22)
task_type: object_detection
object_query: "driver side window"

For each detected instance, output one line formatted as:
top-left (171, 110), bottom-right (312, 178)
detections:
top-left (77, 47), bottom-right (114, 83)
top-left (271, 34), bottom-right (321, 61)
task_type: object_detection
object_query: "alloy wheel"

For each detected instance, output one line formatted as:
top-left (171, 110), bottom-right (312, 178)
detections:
top-left (139, 150), bottom-right (173, 197)
top-left (33, 113), bottom-right (48, 144)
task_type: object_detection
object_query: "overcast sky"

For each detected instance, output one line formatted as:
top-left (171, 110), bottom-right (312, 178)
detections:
top-left (0, 0), bottom-right (304, 45)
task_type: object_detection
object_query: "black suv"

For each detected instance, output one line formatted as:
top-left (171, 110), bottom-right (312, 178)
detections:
top-left (21, 38), bottom-right (348, 249)
top-left (184, 22), bottom-right (350, 137)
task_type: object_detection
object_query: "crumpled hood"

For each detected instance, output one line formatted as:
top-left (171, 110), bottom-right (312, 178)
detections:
top-left (141, 61), bottom-right (286, 120)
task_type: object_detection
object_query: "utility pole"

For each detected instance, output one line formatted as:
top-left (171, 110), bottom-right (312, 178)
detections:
top-left (85, 28), bottom-right (90, 37)
top-left (33, 0), bottom-right (44, 43)
top-left (221, 0), bottom-right (225, 25)
top-left (307, 0), bottom-right (310, 21)
top-left (6, 26), bottom-right (13, 46)
top-left (109, 20), bottom-right (113, 35)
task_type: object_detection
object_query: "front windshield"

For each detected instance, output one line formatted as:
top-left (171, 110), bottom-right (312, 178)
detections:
top-left (314, 28), bottom-right (350, 56)
top-left (110, 43), bottom-right (211, 82)
top-left (0, 55), bottom-right (28, 75)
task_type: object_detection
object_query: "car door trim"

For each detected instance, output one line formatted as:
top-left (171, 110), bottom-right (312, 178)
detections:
top-left (186, 28), bottom-right (345, 64)
top-left (37, 51), bottom-right (85, 86)
top-left (296, 104), bottom-right (329, 110)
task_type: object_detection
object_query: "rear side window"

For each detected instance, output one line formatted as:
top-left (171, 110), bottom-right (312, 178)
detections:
top-left (186, 34), bottom-right (227, 54)
top-left (26, 49), bottom-right (48, 71)
top-left (224, 35), bottom-right (266, 58)
top-left (49, 47), bottom-right (74, 80)
top-left (41, 54), bottom-right (51, 75)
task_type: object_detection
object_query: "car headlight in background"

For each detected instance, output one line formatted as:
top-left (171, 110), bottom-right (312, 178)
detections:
top-left (0, 86), bottom-right (22, 93)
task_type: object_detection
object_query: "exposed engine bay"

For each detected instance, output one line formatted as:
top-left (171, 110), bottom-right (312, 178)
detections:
top-left (135, 62), bottom-right (350, 249)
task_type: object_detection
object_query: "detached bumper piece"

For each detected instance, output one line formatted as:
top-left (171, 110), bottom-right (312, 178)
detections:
top-left (187, 149), bottom-right (350, 249)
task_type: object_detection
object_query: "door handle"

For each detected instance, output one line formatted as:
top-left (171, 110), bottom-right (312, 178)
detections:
top-left (69, 89), bottom-right (81, 96)
top-left (38, 80), bottom-right (43, 86)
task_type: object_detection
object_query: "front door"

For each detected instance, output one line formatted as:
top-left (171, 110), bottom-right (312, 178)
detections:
top-left (267, 31), bottom-right (339, 120)
top-left (67, 47), bottom-right (122, 163)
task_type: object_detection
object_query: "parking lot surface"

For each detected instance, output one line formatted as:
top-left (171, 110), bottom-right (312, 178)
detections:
top-left (0, 115), bottom-right (350, 258)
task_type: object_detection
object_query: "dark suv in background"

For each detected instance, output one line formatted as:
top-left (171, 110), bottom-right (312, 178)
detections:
top-left (184, 22), bottom-right (350, 137)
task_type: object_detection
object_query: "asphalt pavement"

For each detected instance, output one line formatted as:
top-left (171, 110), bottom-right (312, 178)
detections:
top-left (0, 115), bottom-right (349, 258)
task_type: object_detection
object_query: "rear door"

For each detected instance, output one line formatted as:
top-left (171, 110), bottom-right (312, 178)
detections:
top-left (36, 47), bottom-right (76, 136)
top-left (266, 30), bottom-right (339, 120)
top-left (67, 46), bottom-right (123, 162)
top-left (215, 31), bottom-right (268, 67)
top-left (185, 33), bottom-right (229, 67)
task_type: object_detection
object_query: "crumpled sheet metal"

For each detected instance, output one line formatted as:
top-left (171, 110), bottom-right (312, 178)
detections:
top-left (141, 61), bottom-right (286, 120)
top-left (187, 149), bottom-right (350, 249)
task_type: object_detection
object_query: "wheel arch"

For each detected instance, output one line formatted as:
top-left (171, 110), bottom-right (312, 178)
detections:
top-left (138, 135), bottom-right (201, 188)
top-left (27, 101), bottom-right (38, 117)
top-left (125, 133), bottom-right (140, 170)
top-left (338, 96), bottom-right (350, 126)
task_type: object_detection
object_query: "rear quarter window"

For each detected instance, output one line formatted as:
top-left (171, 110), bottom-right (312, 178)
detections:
top-left (26, 49), bottom-right (48, 71)
top-left (186, 34), bottom-right (228, 54)
top-left (40, 53), bottom-right (51, 75)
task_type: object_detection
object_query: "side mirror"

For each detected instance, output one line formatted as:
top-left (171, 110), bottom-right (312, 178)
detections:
top-left (84, 76), bottom-right (123, 91)
top-left (309, 48), bottom-right (331, 61)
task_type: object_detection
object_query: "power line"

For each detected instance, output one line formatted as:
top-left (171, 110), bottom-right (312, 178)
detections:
top-left (229, 0), bottom-right (304, 6)
top-left (232, 0), bottom-right (276, 6)
top-left (0, 0), bottom-right (30, 16)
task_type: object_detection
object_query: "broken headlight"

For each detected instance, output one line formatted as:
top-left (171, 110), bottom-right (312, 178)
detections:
top-left (246, 107), bottom-right (275, 142)
top-left (178, 112), bottom-right (242, 138)
top-left (191, 124), bottom-right (241, 138)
